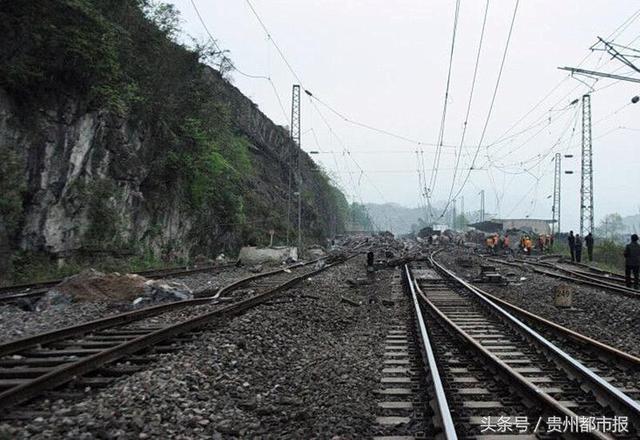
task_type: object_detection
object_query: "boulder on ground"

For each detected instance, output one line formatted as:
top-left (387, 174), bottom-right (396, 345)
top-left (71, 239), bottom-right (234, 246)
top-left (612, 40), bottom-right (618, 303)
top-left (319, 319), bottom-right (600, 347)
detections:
top-left (238, 246), bottom-right (297, 265)
top-left (133, 280), bottom-right (193, 308)
top-left (38, 269), bottom-right (148, 310)
top-left (248, 264), bottom-right (264, 273)
top-left (306, 245), bottom-right (327, 259)
top-left (35, 289), bottom-right (74, 311)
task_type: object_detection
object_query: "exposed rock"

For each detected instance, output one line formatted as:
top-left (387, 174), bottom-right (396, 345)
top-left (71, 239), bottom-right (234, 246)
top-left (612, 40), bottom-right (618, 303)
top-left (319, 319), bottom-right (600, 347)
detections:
top-left (247, 264), bottom-right (263, 274)
top-left (306, 245), bottom-right (327, 259)
top-left (133, 280), bottom-right (193, 307)
top-left (35, 290), bottom-right (74, 311)
top-left (238, 246), bottom-right (298, 265)
top-left (38, 269), bottom-right (147, 307)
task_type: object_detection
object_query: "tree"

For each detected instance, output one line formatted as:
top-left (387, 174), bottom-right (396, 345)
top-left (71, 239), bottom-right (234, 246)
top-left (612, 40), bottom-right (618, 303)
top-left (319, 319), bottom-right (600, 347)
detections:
top-left (597, 213), bottom-right (624, 240)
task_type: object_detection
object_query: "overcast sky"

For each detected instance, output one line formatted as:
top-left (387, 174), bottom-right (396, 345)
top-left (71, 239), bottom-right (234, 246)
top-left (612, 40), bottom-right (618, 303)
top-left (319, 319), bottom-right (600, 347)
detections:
top-left (171, 0), bottom-right (639, 231)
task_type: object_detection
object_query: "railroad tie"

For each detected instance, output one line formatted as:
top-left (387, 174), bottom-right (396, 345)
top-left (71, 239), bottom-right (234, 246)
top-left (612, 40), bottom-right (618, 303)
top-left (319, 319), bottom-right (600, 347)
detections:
top-left (372, 322), bottom-right (424, 440)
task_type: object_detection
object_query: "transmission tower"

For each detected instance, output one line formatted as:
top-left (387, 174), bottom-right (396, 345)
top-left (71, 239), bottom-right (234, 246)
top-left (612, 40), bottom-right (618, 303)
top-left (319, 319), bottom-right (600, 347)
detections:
top-left (291, 85), bottom-right (303, 253)
top-left (552, 153), bottom-right (561, 238)
top-left (580, 94), bottom-right (594, 236)
top-left (286, 85), bottom-right (301, 246)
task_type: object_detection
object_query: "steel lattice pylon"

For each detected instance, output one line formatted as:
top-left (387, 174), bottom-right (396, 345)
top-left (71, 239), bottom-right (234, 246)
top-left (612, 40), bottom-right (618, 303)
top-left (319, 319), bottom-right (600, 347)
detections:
top-left (291, 85), bottom-right (301, 147)
top-left (580, 94), bottom-right (594, 236)
top-left (552, 153), bottom-right (561, 238)
top-left (286, 85), bottom-right (301, 245)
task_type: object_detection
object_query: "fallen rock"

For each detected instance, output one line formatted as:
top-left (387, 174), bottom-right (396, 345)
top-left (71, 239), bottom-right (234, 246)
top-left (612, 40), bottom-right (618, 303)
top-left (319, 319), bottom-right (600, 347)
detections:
top-left (238, 246), bottom-right (297, 265)
top-left (133, 280), bottom-right (193, 308)
top-left (248, 264), bottom-right (263, 274)
top-left (35, 290), bottom-right (74, 311)
top-left (306, 245), bottom-right (327, 259)
top-left (38, 269), bottom-right (148, 308)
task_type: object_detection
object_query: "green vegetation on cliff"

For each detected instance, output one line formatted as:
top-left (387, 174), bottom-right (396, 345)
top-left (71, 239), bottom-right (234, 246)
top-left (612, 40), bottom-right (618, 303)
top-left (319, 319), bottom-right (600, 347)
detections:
top-left (0, 0), bottom-right (370, 281)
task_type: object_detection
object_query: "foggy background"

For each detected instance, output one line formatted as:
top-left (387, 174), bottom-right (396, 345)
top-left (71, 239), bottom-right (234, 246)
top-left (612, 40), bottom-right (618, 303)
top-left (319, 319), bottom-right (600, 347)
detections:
top-left (171, 0), bottom-right (640, 233)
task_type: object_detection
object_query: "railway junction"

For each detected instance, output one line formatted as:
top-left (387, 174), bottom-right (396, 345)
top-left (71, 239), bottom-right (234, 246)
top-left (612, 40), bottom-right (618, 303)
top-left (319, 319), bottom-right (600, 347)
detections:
top-left (0, 237), bottom-right (638, 439)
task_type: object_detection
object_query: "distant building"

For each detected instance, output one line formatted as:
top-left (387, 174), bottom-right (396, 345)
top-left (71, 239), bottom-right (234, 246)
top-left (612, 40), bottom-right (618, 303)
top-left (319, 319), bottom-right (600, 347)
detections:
top-left (469, 218), bottom-right (555, 235)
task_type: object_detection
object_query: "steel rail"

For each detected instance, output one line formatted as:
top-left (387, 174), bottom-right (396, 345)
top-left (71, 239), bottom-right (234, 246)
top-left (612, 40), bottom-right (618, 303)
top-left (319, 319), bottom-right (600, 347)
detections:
top-left (412, 280), bottom-right (604, 439)
top-left (431, 252), bottom-right (640, 421)
top-left (402, 265), bottom-right (457, 440)
top-left (469, 284), bottom-right (640, 367)
top-left (0, 256), bottom-right (352, 413)
top-left (551, 264), bottom-right (627, 285)
top-left (0, 263), bottom-right (236, 304)
top-left (0, 260), bottom-right (313, 358)
top-left (489, 258), bottom-right (639, 298)
top-left (513, 258), bottom-right (628, 287)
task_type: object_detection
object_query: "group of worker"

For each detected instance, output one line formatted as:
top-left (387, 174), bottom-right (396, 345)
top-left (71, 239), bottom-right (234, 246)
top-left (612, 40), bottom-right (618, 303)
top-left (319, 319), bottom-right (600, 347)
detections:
top-left (566, 231), bottom-right (594, 263)
top-left (484, 234), bottom-right (509, 255)
top-left (484, 233), bottom-right (556, 255)
top-left (566, 231), bottom-right (639, 289)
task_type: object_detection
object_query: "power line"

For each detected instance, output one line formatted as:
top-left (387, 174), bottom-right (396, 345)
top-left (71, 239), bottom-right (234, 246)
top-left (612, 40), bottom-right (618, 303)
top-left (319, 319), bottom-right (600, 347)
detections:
top-left (189, 0), bottom-right (289, 121)
top-left (244, 0), bottom-right (304, 86)
top-left (450, 0), bottom-right (521, 207)
top-left (441, 0), bottom-right (490, 219)
top-left (428, 0), bottom-right (462, 204)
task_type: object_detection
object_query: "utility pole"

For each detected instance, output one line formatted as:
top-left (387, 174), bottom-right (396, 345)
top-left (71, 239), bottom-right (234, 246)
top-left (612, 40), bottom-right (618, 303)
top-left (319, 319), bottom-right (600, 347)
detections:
top-left (290, 85), bottom-right (302, 254)
top-left (552, 153), bottom-right (562, 239)
top-left (479, 190), bottom-right (485, 222)
top-left (580, 94), bottom-right (594, 237)
top-left (452, 199), bottom-right (457, 230)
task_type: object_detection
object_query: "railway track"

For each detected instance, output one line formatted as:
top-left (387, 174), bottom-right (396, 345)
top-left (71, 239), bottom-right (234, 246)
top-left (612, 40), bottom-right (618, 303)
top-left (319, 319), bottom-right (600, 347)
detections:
top-left (0, 263), bottom-right (237, 304)
top-left (0, 255), bottom-right (353, 417)
top-left (404, 252), bottom-right (640, 438)
top-left (488, 257), bottom-right (639, 299)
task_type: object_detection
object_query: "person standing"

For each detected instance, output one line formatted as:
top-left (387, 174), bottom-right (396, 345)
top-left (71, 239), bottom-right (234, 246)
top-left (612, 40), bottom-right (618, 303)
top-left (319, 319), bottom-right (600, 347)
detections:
top-left (574, 234), bottom-right (583, 263)
top-left (567, 231), bottom-right (576, 262)
top-left (624, 234), bottom-right (640, 289)
top-left (585, 232), bottom-right (594, 262)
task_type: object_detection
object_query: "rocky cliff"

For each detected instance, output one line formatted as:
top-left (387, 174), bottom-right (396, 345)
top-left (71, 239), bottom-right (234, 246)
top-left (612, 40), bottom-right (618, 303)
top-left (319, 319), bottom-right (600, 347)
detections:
top-left (0, 1), bottom-right (350, 277)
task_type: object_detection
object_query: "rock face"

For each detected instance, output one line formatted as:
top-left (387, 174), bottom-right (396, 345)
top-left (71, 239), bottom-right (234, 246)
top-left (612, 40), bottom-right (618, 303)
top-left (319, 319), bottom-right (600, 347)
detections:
top-left (0, 68), bottom-right (333, 263)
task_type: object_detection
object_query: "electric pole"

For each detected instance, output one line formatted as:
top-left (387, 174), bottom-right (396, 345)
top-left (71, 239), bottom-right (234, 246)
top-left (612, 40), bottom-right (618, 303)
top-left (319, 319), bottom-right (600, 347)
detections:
top-left (552, 153), bottom-right (561, 239)
top-left (479, 190), bottom-right (485, 222)
top-left (290, 85), bottom-right (302, 254)
top-left (452, 199), bottom-right (457, 230)
top-left (580, 94), bottom-right (594, 237)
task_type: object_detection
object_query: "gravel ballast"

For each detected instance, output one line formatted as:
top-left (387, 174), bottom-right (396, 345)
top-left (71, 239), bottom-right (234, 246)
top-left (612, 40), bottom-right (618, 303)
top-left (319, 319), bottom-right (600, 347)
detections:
top-left (0, 267), bottom-right (253, 344)
top-left (436, 246), bottom-right (640, 357)
top-left (0, 256), bottom-right (407, 438)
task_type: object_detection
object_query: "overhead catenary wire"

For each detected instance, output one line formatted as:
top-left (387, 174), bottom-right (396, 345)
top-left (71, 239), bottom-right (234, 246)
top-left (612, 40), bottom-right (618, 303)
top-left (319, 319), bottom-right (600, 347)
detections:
top-left (189, 0), bottom-right (289, 121)
top-left (440, 0), bottom-right (490, 220)
top-left (427, 0), bottom-right (462, 213)
top-left (449, 0), bottom-right (521, 209)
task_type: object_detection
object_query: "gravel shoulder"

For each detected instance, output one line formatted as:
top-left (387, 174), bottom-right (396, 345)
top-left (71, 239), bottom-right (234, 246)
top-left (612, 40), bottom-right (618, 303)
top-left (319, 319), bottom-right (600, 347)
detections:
top-left (437, 246), bottom-right (640, 357)
top-left (1, 256), bottom-right (406, 439)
